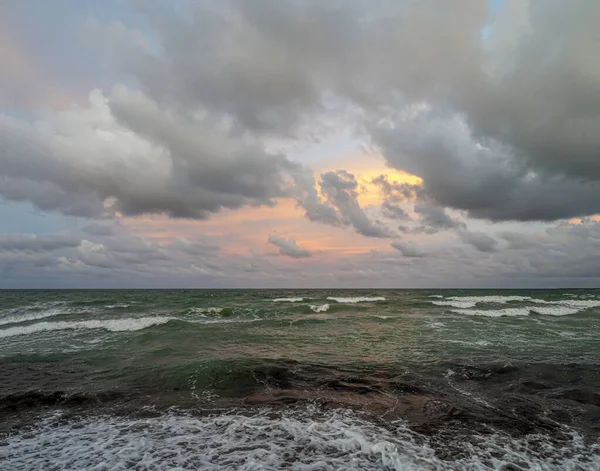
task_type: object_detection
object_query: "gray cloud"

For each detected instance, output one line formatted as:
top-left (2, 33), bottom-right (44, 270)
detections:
top-left (268, 235), bottom-right (312, 259)
top-left (82, 223), bottom-right (115, 237)
top-left (5, 0), bottom-right (596, 226)
top-left (0, 88), bottom-right (308, 221)
top-left (3, 220), bottom-right (600, 287)
top-left (3, 0), bottom-right (600, 288)
top-left (391, 241), bottom-right (426, 258)
top-left (414, 202), bottom-right (465, 233)
top-left (0, 234), bottom-right (81, 252)
top-left (458, 230), bottom-right (499, 253)
top-left (320, 170), bottom-right (392, 238)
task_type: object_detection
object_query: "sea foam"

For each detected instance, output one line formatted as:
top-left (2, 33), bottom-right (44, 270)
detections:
top-left (273, 297), bottom-right (304, 302)
top-left (327, 296), bottom-right (386, 303)
top-left (451, 308), bottom-right (531, 318)
top-left (310, 304), bottom-right (330, 313)
top-left (0, 307), bottom-right (71, 327)
top-left (432, 300), bottom-right (477, 309)
top-left (0, 317), bottom-right (172, 339)
top-left (5, 410), bottom-right (597, 471)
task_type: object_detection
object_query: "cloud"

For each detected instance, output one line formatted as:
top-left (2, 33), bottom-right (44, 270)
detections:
top-left (458, 230), bottom-right (499, 253)
top-left (319, 170), bottom-right (392, 238)
top-left (0, 88), bottom-right (306, 220)
top-left (0, 234), bottom-right (81, 252)
top-left (391, 240), bottom-right (426, 258)
top-left (414, 202), bottom-right (465, 233)
top-left (82, 223), bottom-right (115, 237)
top-left (372, 107), bottom-right (600, 222)
top-left (268, 235), bottom-right (312, 258)
top-left (6, 1), bottom-right (600, 226)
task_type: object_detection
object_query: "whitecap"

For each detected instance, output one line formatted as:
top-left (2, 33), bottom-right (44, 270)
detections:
top-left (559, 299), bottom-right (600, 309)
top-left (327, 296), bottom-right (386, 303)
top-left (0, 317), bottom-right (173, 339)
top-left (451, 308), bottom-right (530, 318)
top-left (104, 304), bottom-right (131, 309)
top-left (188, 307), bottom-right (224, 314)
top-left (432, 300), bottom-right (477, 309)
top-left (446, 295), bottom-right (533, 304)
top-left (530, 306), bottom-right (582, 316)
top-left (428, 295), bottom-right (444, 298)
top-left (310, 304), bottom-right (330, 313)
top-left (5, 410), bottom-right (598, 471)
top-left (0, 307), bottom-right (71, 327)
top-left (273, 297), bottom-right (304, 302)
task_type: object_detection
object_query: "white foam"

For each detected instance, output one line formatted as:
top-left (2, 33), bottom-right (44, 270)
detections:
top-left (432, 300), bottom-right (477, 309)
top-left (0, 307), bottom-right (70, 327)
top-left (104, 304), bottom-right (131, 309)
top-left (327, 296), bottom-right (386, 303)
top-left (530, 306), bottom-right (582, 316)
top-left (5, 410), bottom-right (598, 471)
top-left (429, 295), bottom-right (444, 298)
top-left (310, 304), bottom-right (330, 313)
top-left (189, 307), bottom-right (224, 314)
top-left (451, 308), bottom-right (531, 318)
top-left (273, 297), bottom-right (304, 302)
top-left (560, 299), bottom-right (600, 309)
top-left (446, 295), bottom-right (533, 304)
top-left (0, 317), bottom-right (172, 339)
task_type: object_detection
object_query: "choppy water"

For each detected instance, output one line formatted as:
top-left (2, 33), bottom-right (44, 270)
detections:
top-left (1, 289), bottom-right (600, 470)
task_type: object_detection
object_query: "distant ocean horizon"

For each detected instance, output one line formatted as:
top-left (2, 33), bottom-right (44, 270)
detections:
top-left (2, 288), bottom-right (600, 469)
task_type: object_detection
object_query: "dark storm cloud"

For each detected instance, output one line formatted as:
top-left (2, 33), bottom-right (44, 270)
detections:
top-left (104, 0), bottom-right (600, 223)
top-left (0, 89), bottom-right (307, 221)
top-left (2, 0), bottom-right (599, 235)
top-left (414, 202), bottom-right (465, 233)
top-left (268, 235), bottom-right (312, 259)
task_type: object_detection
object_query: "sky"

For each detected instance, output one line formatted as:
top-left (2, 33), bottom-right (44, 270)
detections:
top-left (1, 0), bottom-right (600, 288)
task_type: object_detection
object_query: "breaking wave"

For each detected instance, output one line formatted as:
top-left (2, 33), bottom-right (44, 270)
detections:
top-left (0, 317), bottom-right (173, 339)
top-left (273, 297), bottom-right (304, 303)
top-left (0, 307), bottom-right (71, 327)
top-left (327, 296), bottom-right (386, 303)
top-left (451, 308), bottom-right (531, 318)
top-left (5, 410), bottom-right (598, 471)
top-left (432, 300), bottom-right (477, 309)
top-left (530, 306), bottom-right (582, 316)
top-left (310, 304), bottom-right (330, 313)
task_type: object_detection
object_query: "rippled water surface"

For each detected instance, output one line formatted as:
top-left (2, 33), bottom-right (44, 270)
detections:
top-left (2, 289), bottom-right (599, 469)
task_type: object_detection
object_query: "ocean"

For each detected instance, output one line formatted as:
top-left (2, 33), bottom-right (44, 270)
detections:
top-left (1, 289), bottom-right (599, 470)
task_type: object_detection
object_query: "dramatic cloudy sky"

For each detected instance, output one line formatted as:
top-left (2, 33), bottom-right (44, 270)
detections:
top-left (1, 0), bottom-right (599, 288)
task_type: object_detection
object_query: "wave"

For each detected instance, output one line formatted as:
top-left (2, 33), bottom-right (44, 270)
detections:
top-left (451, 308), bottom-right (531, 318)
top-left (432, 300), bottom-right (477, 309)
top-left (273, 297), bottom-right (304, 303)
top-left (428, 295), bottom-right (444, 298)
top-left (0, 317), bottom-right (173, 339)
top-left (530, 306), bottom-right (582, 316)
top-left (446, 298), bottom-right (600, 318)
top-left (560, 299), bottom-right (600, 309)
top-left (310, 304), bottom-right (330, 313)
top-left (188, 307), bottom-right (224, 314)
top-left (445, 295), bottom-right (534, 304)
top-left (327, 296), bottom-right (386, 303)
top-left (0, 307), bottom-right (71, 327)
top-left (6, 410), bottom-right (597, 470)
top-left (104, 304), bottom-right (131, 309)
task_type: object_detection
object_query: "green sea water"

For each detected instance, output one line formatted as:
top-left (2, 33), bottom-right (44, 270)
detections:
top-left (2, 289), bottom-right (600, 469)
